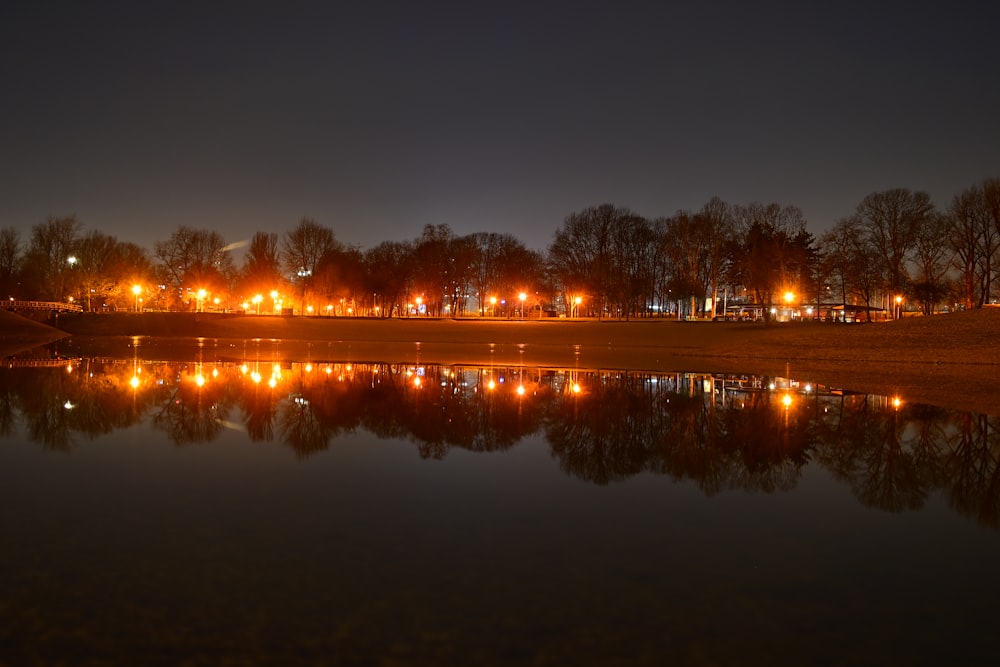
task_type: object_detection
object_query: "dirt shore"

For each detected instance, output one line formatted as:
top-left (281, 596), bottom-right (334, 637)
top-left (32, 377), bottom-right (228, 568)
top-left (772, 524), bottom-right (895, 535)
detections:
top-left (4, 308), bottom-right (999, 414)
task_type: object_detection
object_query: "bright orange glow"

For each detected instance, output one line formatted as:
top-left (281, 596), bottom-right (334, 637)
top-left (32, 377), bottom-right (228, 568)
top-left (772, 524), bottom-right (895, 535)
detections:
top-left (892, 397), bottom-right (903, 409)
top-left (783, 291), bottom-right (794, 304)
top-left (195, 374), bottom-right (205, 387)
top-left (305, 363), bottom-right (313, 372)
top-left (781, 393), bottom-right (792, 408)
top-left (132, 284), bottom-right (141, 296)
top-left (413, 377), bottom-right (422, 388)
top-left (516, 385), bottom-right (525, 396)
top-left (251, 371), bottom-right (262, 383)
top-left (130, 376), bottom-right (140, 388)
top-left (572, 383), bottom-right (581, 394)
top-left (487, 379), bottom-right (496, 390)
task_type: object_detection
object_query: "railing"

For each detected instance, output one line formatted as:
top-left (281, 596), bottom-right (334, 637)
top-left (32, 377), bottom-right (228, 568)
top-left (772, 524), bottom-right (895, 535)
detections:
top-left (5, 300), bottom-right (83, 313)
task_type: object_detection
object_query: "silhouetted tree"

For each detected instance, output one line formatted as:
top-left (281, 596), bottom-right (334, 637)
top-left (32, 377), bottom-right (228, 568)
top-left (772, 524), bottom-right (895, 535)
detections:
top-left (21, 215), bottom-right (81, 301)
top-left (853, 188), bottom-right (935, 314)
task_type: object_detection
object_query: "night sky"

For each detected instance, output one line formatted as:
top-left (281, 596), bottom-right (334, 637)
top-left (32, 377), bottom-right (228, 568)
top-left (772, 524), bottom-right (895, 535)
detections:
top-left (3, 1), bottom-right (998, 256)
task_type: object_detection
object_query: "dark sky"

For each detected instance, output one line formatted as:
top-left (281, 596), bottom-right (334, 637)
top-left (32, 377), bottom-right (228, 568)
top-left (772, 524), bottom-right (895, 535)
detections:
top-left (3, 0), bottom-right (998, 255)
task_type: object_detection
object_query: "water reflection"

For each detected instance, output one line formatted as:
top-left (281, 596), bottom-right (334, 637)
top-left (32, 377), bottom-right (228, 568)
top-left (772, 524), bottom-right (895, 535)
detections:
top-left (3, 349), bottom-right (999, 528)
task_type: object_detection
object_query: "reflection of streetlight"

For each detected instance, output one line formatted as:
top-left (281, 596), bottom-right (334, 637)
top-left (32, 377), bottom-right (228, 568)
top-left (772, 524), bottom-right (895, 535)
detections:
top-left (519, 292), bottom-right (527, 319)
top-left (132, 285), bottom-right (141, 312)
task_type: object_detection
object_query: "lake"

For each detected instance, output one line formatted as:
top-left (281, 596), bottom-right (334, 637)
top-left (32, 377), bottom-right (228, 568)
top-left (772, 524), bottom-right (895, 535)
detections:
top-left (2, 337), bottom-right (999, 666)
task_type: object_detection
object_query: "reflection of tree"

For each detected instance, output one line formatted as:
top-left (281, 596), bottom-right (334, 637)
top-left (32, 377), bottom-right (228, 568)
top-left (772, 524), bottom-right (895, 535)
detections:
top-left (278, 397), bottom-right (332, 459)
top-left (546, 372), bottom-right (660, 485)
top-left (813, 396), bottom-right (927, 512)
top-left (943, 413), bottom-right (1000, 528)
top-left (715, 389), bottom-right (810, 493)
top-left (152, 372), bottom-right (228, 446)
top-left (236, 382), bottom-right (278, 442)
top-left (6, 353), bottom-right (1000, 530)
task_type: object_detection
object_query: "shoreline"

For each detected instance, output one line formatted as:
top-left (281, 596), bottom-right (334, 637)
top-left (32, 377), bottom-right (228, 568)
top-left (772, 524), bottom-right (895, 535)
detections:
top-left (3, 309), bottom-right (999, 415)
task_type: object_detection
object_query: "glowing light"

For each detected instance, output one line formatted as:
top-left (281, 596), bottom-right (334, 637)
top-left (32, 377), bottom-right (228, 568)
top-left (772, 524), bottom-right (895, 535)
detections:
top-left (892, 397), bottom-right (903, 409)
top-left (572, 383), bottom-right (581, 394)
top-left (251, 371), bottom-right (262, 384)
top-left (268, 377), bottom-right (277, 388)
top-left (487, 379), bottom-right (496, 390)
top-left (413, 377), bottom-right (422, 388)
top-left (782, 394), bottom-right (792, 408)
top-left (305, 363), bottom-right (313, 372)
top-left (130, 376), bottom-right (140, 388)
top-left (517, 385), bottom-right (525, 396)
top-left (784, 291), bottom-right (794, 304)
top-left (307, 305), bottom-right (314, 314)
top-left (195, 374), bottom-right (206, 387)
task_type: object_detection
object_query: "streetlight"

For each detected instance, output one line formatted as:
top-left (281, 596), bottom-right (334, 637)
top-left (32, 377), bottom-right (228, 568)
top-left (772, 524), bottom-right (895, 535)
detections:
top-left (132, 285), bottom-right (141, 312)
top-left (253, 294), bottom-right (263, 315)
top-left (895, 295), bottom-right (903, 320)
top-left (573, 296), bottom-right (582, 318)
top-left (783, 291), bottom-right (795, 321)
top-left (519, 292), bottom-right (527, 319)
top-left (489, 296), bottom-right (497, 318)
top-left (196, 289), bottom-right (207, 312)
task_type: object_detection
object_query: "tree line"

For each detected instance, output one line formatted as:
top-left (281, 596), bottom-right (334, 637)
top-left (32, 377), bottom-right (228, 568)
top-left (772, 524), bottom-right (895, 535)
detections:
top-left (2, 177), bottom-right (997, 319)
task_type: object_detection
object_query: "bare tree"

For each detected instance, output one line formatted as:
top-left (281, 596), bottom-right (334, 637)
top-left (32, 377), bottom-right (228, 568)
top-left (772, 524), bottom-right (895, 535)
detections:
top-left (364, 240), bottom-right (414, 317)
top-left (548, 204), bottom-right (643, 319)
top-left (154, 225), bottom-right (235, 309)
top-left (661, 210), bottom-right (706, 318)
top-left (852, 188), bottom-right (935, 312)
top-left (281, 217), bottom-right (341, 309)
top-left (947, 178), bottom-right (1000, 308)
top-left (0, 227), bottom-right (21, 298)
top-left (239, 231), bottom-right (287, 303)
top-left (699, 196), bottom-right (736, 316)
top-left (910, 213), bottom-right (954, 315)
top-left (22, 215), bottom-right (82, 301)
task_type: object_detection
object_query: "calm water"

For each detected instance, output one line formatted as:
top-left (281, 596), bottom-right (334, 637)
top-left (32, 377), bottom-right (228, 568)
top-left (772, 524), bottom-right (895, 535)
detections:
top-left (2, 338), bottom-right (999, 666)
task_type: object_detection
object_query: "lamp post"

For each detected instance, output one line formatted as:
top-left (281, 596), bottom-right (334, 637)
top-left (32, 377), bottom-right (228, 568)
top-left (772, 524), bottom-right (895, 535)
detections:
top-left (132, 285), bottom-right (141, 312)
top-left (783, 291), bottom-right (795, 321)
top-left (519, 292), bottom-right (527, 319)
top-left (573, 296), bottom-right (582, 318)
top-left (489, 296), bottom-right (497, 318)
top-left (895, 295), bottom-right (902, 320)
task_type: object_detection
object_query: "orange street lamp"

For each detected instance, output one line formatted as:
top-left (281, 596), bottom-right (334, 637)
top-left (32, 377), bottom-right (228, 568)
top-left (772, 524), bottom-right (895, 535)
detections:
top-left (132, 285), bottom-right (141, 312)
top-left (489, 296), bottom-right (497, 318)
top-left (519, 292), bottom-right (527, 319)
top-left (253, 294), bottom-right (263, 315)
top-left (573, 296), bottom-right (582, 318)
